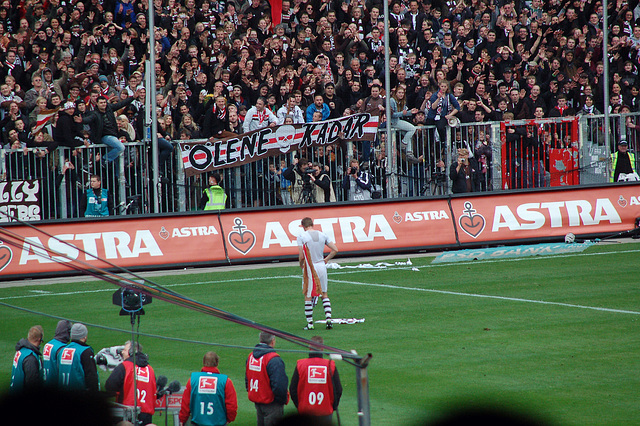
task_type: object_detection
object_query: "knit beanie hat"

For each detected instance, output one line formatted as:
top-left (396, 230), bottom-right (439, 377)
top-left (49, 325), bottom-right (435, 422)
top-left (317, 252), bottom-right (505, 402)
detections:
top-left (70, 323), bottom-right (88, 341)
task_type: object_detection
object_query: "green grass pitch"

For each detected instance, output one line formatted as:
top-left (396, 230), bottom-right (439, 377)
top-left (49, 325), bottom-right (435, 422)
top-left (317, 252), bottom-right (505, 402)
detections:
top-left (1, 241), bottom-right (639, 425)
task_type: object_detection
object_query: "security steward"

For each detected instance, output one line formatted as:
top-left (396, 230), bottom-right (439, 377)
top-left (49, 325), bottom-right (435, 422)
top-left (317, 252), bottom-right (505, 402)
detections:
top-left (611, 139), bottom-right (636, 182)
top-left (199, 173), bottom-right (227, 210)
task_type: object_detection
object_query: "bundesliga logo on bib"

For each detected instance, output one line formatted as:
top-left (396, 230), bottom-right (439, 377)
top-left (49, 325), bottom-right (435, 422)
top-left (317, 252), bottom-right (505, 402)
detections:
top-left (307, 366), bottom-right (327, 384)
top-left (248, 354), bottom-right (262, 372)
top-left (60, 347), bottom-right (76, 365)
top-left (43, 343), bottom-right (53, 361)
top-left (199, 376), bottom-right (218, 394)
top-left (136, 366), bottom-right (150, 383)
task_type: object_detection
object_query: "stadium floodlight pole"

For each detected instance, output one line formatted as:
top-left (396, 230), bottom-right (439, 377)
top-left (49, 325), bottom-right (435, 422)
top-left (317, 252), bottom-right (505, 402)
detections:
top-left (147, 0), bottom-right (160, 213)
top-left (383, 0), bottom-right (397, 198)
top-left (602, 0), bottom-right (610, 155)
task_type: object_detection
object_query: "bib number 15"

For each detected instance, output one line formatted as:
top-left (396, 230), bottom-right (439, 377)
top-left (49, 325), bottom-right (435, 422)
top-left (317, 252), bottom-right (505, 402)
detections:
top-left (200, 402), bottom-right (215, 415)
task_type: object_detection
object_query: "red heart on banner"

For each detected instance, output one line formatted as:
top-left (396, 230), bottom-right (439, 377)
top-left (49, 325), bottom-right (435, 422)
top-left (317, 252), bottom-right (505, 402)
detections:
top-left (459, 214), bottom-right (485, 238)
top-left (618, 196), bottom-right (627, 208)
top-left (0, 245), bottom-right (13, 272)
top-left (228, 230), bottom-right (256, 255)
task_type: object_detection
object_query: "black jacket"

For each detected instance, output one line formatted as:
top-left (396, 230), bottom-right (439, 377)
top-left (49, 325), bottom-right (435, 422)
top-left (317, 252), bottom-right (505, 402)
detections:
top-left (71, 339), bottom-right (100, 391)
top-left (53, 112), bottom-right (84, 148)
top-left (449, 158), bottom-right (481, 194)
top-left (105, 352), bottom-right (151, 395)
top-left (289, 353), bottom-right (342, 410)
top-left (82, 97), bottom-right (134, 143)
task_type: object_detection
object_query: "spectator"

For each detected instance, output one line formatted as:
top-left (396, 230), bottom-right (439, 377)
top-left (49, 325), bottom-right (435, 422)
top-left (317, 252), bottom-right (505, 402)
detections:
top-left (450, 148), bottom-right (480, 194)
top-left (306, 94), bottom-right (330, 123)
top-left (54, 102), bottom-right (88, 149)
top-left (78, 96), bottom-right (134, 165)
top-left (424, 81), bottom-right (460, 143)
top-left (343, 158), bottom-right (372, 201)
top-left (277, 94), bottom-right (305, 124)
top-left (244, 97), bottom-right (278, 133)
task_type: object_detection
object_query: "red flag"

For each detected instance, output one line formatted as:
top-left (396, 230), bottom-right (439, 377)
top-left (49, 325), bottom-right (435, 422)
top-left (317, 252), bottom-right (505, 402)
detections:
top-left (33, 107), bottom-right (59, 134)
top-left (302, 244), bottom-right (321, 297)
top-left (269, 0), bottom-right (282, 27)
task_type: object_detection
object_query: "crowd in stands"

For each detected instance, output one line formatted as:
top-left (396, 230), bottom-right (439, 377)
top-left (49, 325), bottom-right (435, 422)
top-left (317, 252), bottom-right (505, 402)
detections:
top-left (0, 0), bottom-right (636, 201)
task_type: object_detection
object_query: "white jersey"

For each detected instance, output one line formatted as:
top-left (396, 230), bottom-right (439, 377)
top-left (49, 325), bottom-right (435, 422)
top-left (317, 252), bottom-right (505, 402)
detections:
top-left (297, 229), bottom-right (333, 264)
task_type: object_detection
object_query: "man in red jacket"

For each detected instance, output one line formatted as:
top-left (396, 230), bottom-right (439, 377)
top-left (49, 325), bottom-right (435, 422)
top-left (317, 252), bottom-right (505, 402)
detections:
top-left (179, 351), bottom-right (238, 426)
top-left (290, 336), bottom-right (342, 421)
top-left (104, 341), bottom-right (156, 426)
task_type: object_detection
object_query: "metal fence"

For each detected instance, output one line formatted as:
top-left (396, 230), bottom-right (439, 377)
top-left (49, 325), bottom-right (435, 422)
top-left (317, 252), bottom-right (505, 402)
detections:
top-left (1, 113), bottom-right (637, 221)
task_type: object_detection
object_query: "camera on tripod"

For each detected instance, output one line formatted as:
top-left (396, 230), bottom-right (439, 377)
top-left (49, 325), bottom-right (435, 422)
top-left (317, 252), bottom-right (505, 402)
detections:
top-left (302, 167), bottom-right (316, 183)
top-left (299, 167), bottom-right (317, 204)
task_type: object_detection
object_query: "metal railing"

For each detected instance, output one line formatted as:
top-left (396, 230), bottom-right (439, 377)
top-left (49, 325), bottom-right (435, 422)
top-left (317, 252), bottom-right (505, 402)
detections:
top-left (1, 113), bottom-right (637, 221)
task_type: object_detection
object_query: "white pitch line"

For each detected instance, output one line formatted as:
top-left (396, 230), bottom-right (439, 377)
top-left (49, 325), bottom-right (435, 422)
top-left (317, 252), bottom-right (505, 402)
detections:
top-left (328, 278), bottom-right (640, 315)
top-left (1, 248), bottom-right (637, 306)
top-left (0, 275), bottom-right (310, 301)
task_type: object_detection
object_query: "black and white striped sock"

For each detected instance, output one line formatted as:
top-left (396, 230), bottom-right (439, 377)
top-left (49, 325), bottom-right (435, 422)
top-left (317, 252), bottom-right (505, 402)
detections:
top-left (323, 297), bottom-right (332, 320)
top-left (305, 300), bottom-right (313, 324)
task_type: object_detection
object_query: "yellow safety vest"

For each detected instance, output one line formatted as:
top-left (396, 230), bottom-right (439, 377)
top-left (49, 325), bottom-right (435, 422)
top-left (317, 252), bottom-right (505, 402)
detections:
top-left (204, 185), bottom-right (227, 210)
top-left (610, 151), bottom-right (636, 182)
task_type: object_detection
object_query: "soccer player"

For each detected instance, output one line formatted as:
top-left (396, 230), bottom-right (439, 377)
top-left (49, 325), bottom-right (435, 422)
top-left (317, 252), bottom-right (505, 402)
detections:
top-left (297, 217), bottom-right (339, 330)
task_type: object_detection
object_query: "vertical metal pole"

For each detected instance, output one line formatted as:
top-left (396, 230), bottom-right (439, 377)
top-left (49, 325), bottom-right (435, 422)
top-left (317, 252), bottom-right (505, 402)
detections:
top-left (355, 355), bottom-right (372, 426)
top-left (602, 0), bottom-right (610, 153)
top-left (58, 150), bottom-right (68, 218)
top-left (147, 0), bottom-right (160, 213)
top-left (383, 0), bottom-right (397, 198)
top-left (491, 122), bottom-right (502, 191)
top-left (445, 124), bottom-right (453, 194)
top-left (118, 154), bottom-right (127, 210)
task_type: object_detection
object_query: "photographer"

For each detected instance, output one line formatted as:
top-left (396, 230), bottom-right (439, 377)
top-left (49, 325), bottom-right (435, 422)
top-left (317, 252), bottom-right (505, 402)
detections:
top-left (310, 162), bottom-right (336, 203)
top-left (449, 148), bottom-right (480, 194)
top-left (283, 156), bottom-right (317, 204)
top-left (105, 341), bottom-right (156, 426)
top-left (343, 158), bottom-right (372, 201)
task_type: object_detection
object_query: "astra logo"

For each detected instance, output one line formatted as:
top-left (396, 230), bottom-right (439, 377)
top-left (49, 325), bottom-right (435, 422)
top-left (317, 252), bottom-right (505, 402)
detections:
top-left (262, 215), bottom-right (398, 248)
top-left (19, 231), bottom-right (163, 264)
top-left (492, 199), bottom-right (622, 232)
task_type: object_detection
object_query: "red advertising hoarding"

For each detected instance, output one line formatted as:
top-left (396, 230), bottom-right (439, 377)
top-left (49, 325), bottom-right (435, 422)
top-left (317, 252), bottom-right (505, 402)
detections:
top-left (0, 184), bottom-right (638, 279)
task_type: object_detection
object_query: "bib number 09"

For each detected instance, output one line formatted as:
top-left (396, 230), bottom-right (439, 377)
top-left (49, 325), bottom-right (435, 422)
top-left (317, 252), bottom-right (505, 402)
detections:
top-left (308, 391), bottom-right (324, 405)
